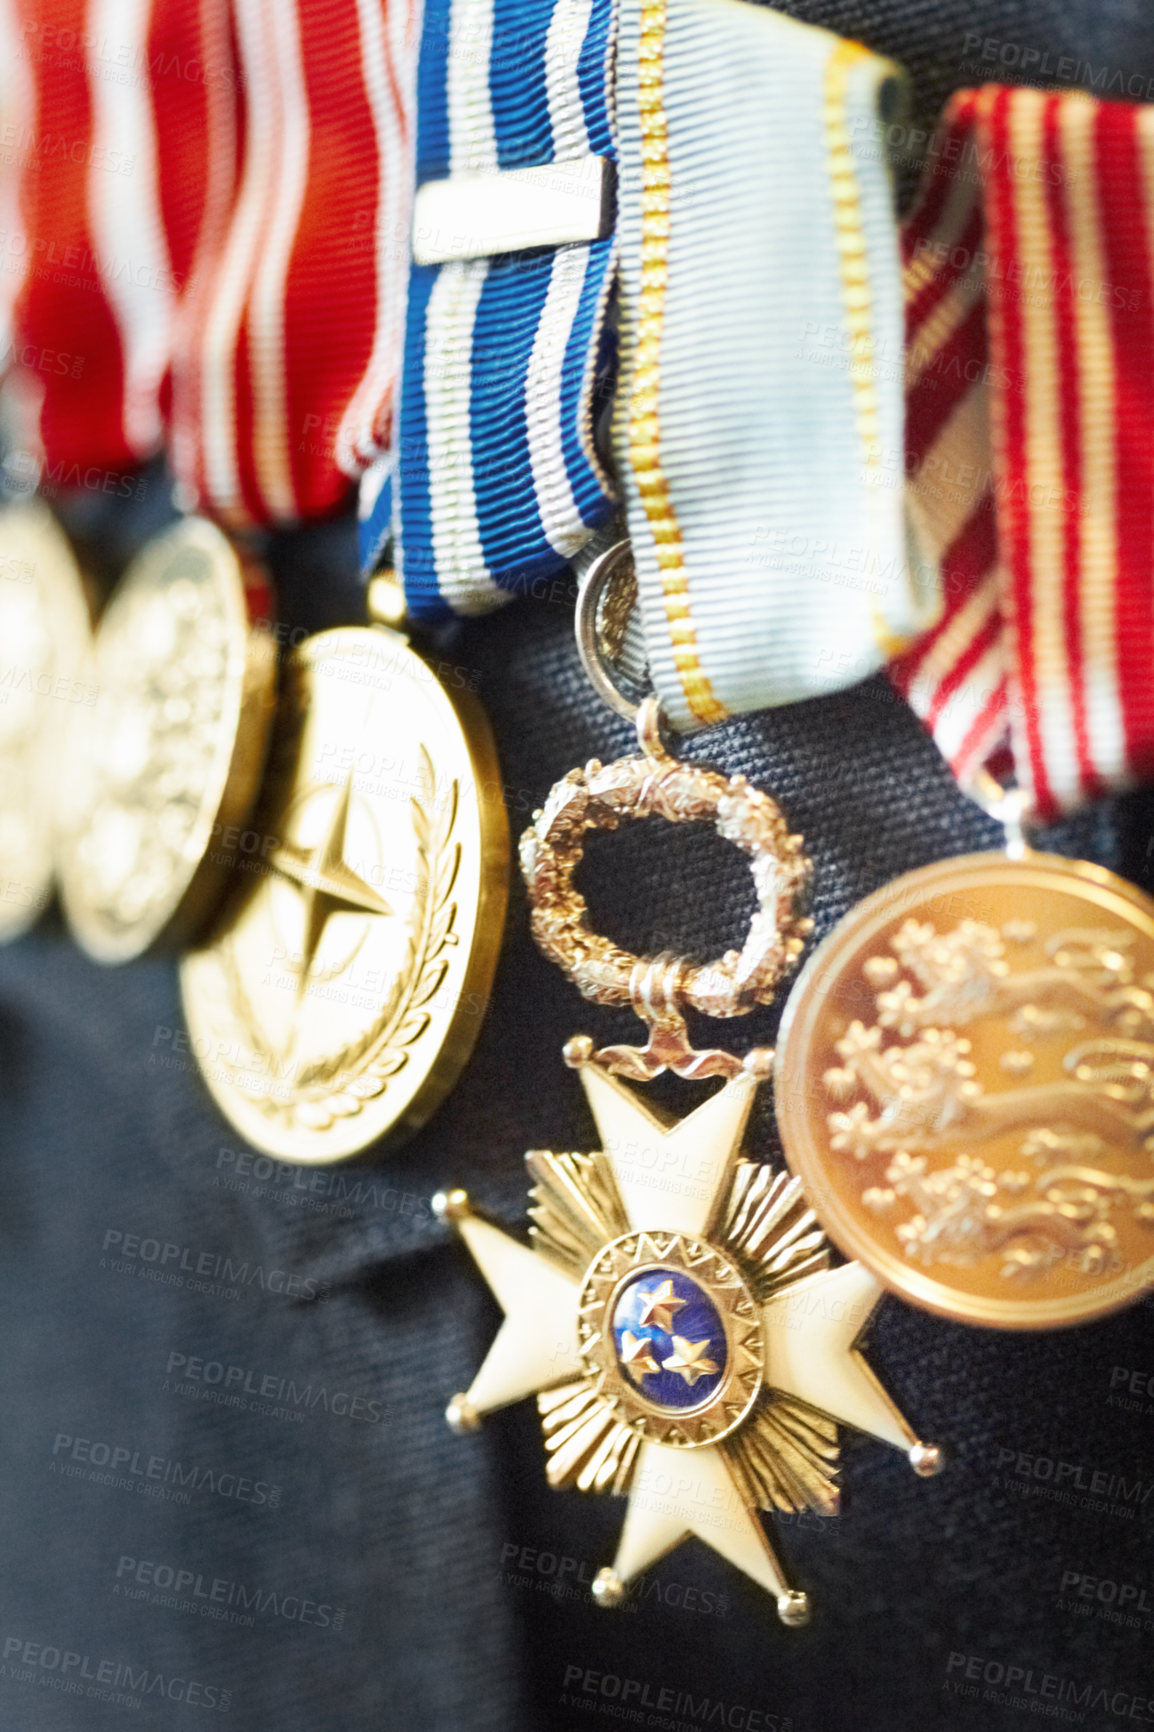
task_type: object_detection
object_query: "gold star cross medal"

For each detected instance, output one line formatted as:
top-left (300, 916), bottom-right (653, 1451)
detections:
top-left (437, 703), bottom-right (942, 1623)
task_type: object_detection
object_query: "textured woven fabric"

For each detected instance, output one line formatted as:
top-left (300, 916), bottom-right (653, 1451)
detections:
top-left (614, 0), bottom-right (938, 729)
top-left (5, 2), bottom-right (1154, 1728)
top-left (376, 0), bottom-right (619, 615)
top-left (3, 0), bottom-right (208, 473)
top-left (168, 0), bottom-right (420, 526)
top-left (891, 83), bottom-right (1154, 819)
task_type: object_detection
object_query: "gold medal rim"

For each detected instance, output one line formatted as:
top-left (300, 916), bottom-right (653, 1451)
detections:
top-left (775, 849), bottom-right (1154, 1331)
top-left (180, 625), bottom-right (510, 1165)
top-left (0, 500), bottom-right (92, 942)
top-left (57, 517), bottom-right (276, 964)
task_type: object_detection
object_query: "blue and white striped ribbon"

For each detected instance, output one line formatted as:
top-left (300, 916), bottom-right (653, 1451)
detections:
top-left (614, 0), bottom-right (941, 730)
top-left (359, 0), bottom-right (618, 616)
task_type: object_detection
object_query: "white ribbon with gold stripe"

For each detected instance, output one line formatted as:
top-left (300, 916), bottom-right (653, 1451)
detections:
top-left (613, 0), bottom-right (940, 731)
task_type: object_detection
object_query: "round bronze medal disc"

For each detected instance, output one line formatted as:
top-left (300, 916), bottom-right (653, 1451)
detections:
top-left (0, 501), bottom-right (92, 941)
top-left (775, 850), bottom-right (1154, 1329)
top-left (56, 517), bottom-right (276, 962)
top-left (180, 626), bottom-right (509, 1163)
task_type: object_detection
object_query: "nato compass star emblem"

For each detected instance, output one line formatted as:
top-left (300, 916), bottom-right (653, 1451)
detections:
top-left (435, 1044), bottom-right (943, 1624)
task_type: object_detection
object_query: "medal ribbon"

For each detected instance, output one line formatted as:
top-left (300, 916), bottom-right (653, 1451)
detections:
top-left (613, 0), bottom-right (936, 732)
top-left (888, 90), bottom-right (1007, 787)
top-left (365, 0), bottom-right (619, 615)
top-left (891, 85), bottom-right (1154, 819)
top-left (0, 0), bottom-right (34, 364)
top-left (169, 0), bottom-right (420, 527)
top-left (2, 0), bottom-right (211, 476)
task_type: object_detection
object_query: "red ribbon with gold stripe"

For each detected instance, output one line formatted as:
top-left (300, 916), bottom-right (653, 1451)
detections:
top-left (891, 84), bottom-right (1154, 821)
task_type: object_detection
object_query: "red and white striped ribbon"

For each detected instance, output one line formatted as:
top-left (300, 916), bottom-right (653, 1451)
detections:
top-left (3, 0), bottom-right (211, 476)
top-left (890, 90), bottom-right (1007, 787)
top-left (0, 0), bottom-right (35, 360)
top-left (169, 0), bottom-right (420, 528)
top-left (890, 84), bottom-right (1154, 820)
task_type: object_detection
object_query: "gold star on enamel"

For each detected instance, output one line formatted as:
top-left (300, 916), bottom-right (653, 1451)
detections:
top-left (637, 1279), bottom-right (685, 1333)
top-left (618, 1330), bottom-right (660, 1380)
top-left (660, 1334), bottom-right (719, 1388)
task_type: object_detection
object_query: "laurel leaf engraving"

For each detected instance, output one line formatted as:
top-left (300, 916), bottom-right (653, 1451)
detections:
top-left (410, 961), bottom-right (448, 1011)
top-left (348, 1076), bottom-right (387, 1100)
top-left (436, 841), bottom-right (461, 906)
top-left (219, 752), bottom-right (461, 1132)
top-left (394, 1012), bottom-right (431, 1047)
top-left (371, 1052), bottom-right (409, 1079)
top-left (429, 901), bottom-right (458, 956)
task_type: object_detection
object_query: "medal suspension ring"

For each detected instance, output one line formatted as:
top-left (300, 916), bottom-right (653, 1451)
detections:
top-left (520, 701), bottom-right (812, 1067)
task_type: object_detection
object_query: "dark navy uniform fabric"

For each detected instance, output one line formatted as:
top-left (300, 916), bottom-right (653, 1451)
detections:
top-left (5, 4), bottom-right (1154, 1725)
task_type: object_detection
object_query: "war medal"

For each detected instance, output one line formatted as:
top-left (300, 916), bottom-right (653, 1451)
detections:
top-left (776, 838), bottom-right (1154, 1330)
top-left (180, 586), bottom-right (509, 1164)
top-left (0, 499), bottom-right (92, 942)
top-left (426, 2), bottom-right (943, 1616)
top-left (55, 518), bottom-right (276, 963)
top-left (776, 87), bottom-right (1154, 1331)
top-left (439, 702), bottom-right (941, 1621)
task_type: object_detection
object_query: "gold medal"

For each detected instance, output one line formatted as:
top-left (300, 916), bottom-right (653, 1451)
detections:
top-left (440, 704), bottom-right (940, 1621)
top-left (56, 517), bottom-right (276, 962)
top-left (0, 500), bottom-right (92, 941)
top-left (180, 619), bottom-right (509, 1163)
top-left (776, 848), bottom-right (1154, 1330)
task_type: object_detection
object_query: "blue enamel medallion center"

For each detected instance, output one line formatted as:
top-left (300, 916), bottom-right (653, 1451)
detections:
top-left (611, 1269), bottom-right (728, 1410)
